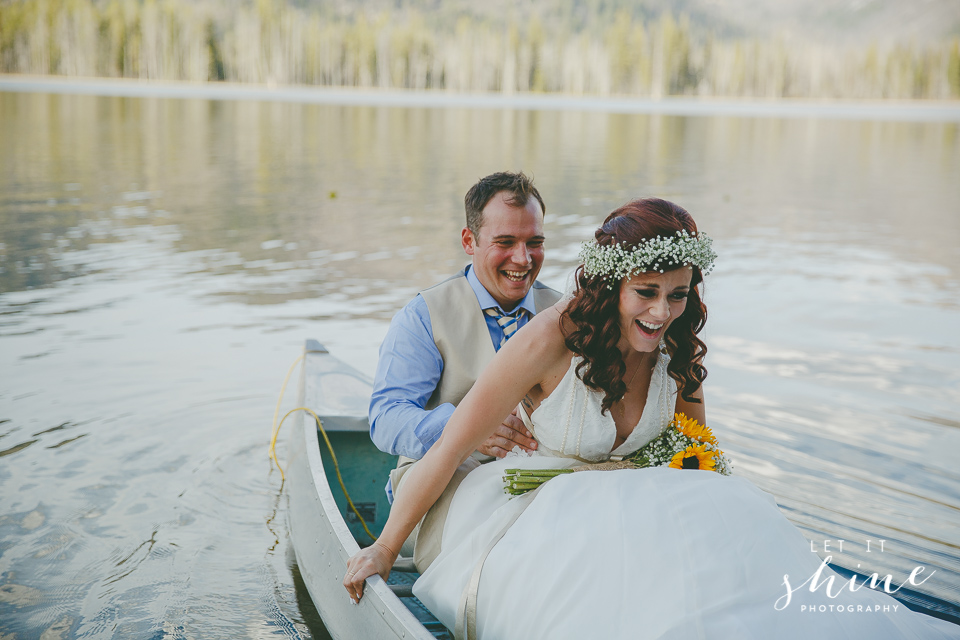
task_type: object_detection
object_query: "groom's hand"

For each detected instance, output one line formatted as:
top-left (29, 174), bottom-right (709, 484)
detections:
top-left (477, 408), bottom-right (538, 458)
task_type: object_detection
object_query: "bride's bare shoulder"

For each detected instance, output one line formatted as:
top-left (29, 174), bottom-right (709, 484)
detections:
top-left (477, 303), bottom-right (571, 402)
top-left (527, 297), bottom-right (580, 337)
top-left (514, 303), bottom-right (576, 400)
top-left (507, 303), bottom-right (573, 377)
top-left (523, 302), bottom-right (568, 347)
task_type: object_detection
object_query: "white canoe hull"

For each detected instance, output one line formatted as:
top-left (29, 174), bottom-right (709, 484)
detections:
top-left (286, 340), bottom-right (437, 640)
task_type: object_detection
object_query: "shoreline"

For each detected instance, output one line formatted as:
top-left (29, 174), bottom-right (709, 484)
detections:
top-left (2, 74), bottom-right (960, 122)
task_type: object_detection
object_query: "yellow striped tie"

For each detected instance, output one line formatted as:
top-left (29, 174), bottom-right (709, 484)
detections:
top-left (484, 307), bottom-right (527, 348)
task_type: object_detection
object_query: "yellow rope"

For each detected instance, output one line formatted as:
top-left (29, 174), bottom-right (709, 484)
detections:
top-left (269, 354), bottom-right (304, 476)
top-left (268, 354), bottom-right (379, 542)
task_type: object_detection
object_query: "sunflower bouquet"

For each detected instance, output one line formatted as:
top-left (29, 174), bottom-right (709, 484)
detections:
top-left (503, 413), bottom-right (732, 496)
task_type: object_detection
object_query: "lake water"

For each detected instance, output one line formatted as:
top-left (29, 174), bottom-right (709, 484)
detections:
top-left (1, 86), bottom-right (959, 638)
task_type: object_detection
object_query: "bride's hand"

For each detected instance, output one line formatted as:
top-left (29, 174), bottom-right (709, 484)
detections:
top-left (343, 540), bottom-right (398, 603)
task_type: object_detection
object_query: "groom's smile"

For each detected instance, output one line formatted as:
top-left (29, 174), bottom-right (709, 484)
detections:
top-left (503, 269), bottom-right (530, 282)
top-left (462, 191), bottom-right (545, 311)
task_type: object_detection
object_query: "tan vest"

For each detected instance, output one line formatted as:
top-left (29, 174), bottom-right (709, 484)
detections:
top-left (394, 271), bottom-right (562, 570)
top-left (420, 271), bottom-right (562, 411)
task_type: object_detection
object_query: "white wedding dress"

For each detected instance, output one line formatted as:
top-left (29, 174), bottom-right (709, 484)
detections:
top-left (412, 352), bottom-right (958, 639)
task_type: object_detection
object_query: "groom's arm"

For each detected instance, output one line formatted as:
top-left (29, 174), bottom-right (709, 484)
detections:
top-left (369, 296), bottom-right (454, 459)
top-left (369, 296), bottom-right (538, 460)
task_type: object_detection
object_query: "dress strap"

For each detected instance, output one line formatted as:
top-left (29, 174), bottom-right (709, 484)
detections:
top-left (455, 486), bottom-right (543, 640)
top-left (516, 402), bottom-right (536, 433)
top-left (516, 403), bottom-right (595, 464)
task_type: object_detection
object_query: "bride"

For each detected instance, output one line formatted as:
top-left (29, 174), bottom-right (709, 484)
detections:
top-left (345, 198), bottom-right (956, 639)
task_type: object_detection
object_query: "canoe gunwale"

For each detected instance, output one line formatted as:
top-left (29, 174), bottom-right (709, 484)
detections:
top-left (288, 341), bottom-right (436, 640)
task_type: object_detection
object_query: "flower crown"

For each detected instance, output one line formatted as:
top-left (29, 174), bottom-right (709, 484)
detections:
top-left (578, 230), bottom-right (717, 282)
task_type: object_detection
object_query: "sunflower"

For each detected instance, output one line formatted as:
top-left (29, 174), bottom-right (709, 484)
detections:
top-left (674, 413), bottom-right (718, 445)
top-left (669, 443), bottom-right (717, 471)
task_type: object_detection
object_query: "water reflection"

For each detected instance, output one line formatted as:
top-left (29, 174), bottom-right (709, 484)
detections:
top-left (3, 92), bottom-right (958, 298)
top-left (0, 89), bottom-right (958, 636)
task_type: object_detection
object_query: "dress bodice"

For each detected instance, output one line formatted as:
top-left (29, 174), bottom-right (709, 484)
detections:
top-left (525, 350), bottom-right (677, 462)
top-left (415, 350), bottom-right (958, 640)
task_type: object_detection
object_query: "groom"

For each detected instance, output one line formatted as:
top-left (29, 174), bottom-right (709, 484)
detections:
top-left (369, 171), bottom-right (561, 566)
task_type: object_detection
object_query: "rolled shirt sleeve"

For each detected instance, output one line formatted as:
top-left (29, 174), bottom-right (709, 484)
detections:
top-left (369, 295), bottom-right (455, 459)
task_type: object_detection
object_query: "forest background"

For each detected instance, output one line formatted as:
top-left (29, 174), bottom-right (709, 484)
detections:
top-left (1, 0), bottom-right (959, 100)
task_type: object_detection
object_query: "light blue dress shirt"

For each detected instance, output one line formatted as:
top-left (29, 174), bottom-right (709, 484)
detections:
top-left (369, 265), bottom-right (538, 468)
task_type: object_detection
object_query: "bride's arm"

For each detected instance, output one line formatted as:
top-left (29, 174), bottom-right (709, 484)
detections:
top-left (675, 383), bottom-right (706, 425)
top-left (343, 308), bottom-right (568, 603)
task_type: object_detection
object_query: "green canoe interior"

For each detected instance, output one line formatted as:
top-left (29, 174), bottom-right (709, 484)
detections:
top-left (318, 430), bottom-right (452, 638)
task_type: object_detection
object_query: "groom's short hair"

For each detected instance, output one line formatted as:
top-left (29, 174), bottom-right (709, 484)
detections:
top-left (464, 171), bottom-right (546, 236)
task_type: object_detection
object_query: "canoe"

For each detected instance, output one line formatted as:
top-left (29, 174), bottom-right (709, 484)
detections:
top-left (285, 339), bottom-right (451, 639)
top-left (285, 340), bottom-right (960, 635)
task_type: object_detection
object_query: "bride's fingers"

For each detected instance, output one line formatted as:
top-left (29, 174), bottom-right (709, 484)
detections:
top-left (343, 560), bottom-right (373, 603)
top-left (344, 570), bottom-right (368, 603)
top-left (343, 568), bottom-right (356, 602)
top-left (344, 538), bottom-right (398, 602)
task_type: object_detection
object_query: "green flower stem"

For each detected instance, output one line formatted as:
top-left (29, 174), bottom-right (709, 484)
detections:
top-left (502, 468), bottom-right (576, 494)
top-left (508, 481), bottom-right (542, 490)
top-left (502, 474), bottom-right (572, 484)
top-left (503, 469), bottom-right (573, 477)
top-left (502, 414), bottom-right (732, 495)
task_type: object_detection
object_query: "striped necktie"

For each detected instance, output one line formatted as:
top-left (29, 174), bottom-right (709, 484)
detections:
top-left (484, 307), bottom-right (527, 349)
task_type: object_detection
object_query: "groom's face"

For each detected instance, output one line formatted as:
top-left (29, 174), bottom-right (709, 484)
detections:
top-left (462, 191), bottom-right (545, 312)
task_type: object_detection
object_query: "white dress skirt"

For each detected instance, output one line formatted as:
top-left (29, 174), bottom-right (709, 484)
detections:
top-left (412, 355), bottom-right (958, 639)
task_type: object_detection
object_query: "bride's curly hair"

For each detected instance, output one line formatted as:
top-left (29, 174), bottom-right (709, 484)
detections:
top-left (561, 198), bottom-right (708, 414)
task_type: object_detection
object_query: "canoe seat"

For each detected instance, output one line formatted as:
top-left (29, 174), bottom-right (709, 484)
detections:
top-left (393, 556), bottom-right (417, 572)
top-left (389, 584), bottom-right (415, 598)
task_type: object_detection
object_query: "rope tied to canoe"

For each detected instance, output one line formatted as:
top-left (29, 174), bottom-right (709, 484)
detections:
top-left (269, 353), bottom-right (379, 542)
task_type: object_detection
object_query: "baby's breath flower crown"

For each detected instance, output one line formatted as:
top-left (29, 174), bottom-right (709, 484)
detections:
top-left (578, 230), bottom-right (717, 283)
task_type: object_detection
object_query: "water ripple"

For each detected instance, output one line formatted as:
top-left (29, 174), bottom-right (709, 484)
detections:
top-left (1, 91), bottom-right (958, 637)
